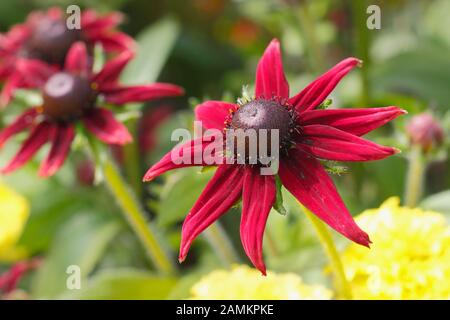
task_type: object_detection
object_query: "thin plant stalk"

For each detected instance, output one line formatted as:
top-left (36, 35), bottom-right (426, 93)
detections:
top-left (102, 158), bottom-right (176, 274)
top-left (204, 222), bottom-right (239, 266)
top-left (404, 145), bottom-right (425, 207)
top-left (86, 137), bottom-right (175, 274)
top-left (303, 206), bottom-right (353, 299)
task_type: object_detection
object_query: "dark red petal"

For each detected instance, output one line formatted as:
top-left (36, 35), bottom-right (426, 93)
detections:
top-left (88, 31), bottom-right (135, 53)
top-left (82, 11), bottom-right (123, 31)
top-left (0, 58), bottom-right (55, 106)
top-left (64, 42), bottom-right (89, 75)
top-left (0, 73), bottom-right (22, 107)
top-left (240, 167), bottom-right (276, 275)
top-left (143, 136), bottom-right (222, 181)
top-left (0, 108), bottom-right (38, 147)
top-left (39, 124), bottom-right (75, 177)
top-left (83, 107), bottom-right (132, 145)
top-left (0, 25), bottom-right (30, 54)
top-left (298, 124), bottom-right (399, 162)
top-left (289, 58), bottom-right (360, 113)
top-left (179, 165), bottom-right (244, 262)
top-left (1, 122), bottom-right (53, 174)
top-left (279, 148), bottom-right (370, 246)
top-left (92, 51), bottom-right (134, 88)
top-left (195, 101), bottom-right (235, 130)
top-left (17, 58), bottom-right (56, 87)
top-left (80, 9), bottom-right (98, 27)
top-left (299, 106), bottom-right (406, 136)
top-left (45, 7), bottom-right (63, 20)
top-left (102, 83), bottom-right (184, 105)
top-left (255, 39), bottom-right (289, 100)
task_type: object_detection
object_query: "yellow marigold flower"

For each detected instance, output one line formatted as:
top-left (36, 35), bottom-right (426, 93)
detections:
top-left (0, 183), bottom-right (30, 262)
top-left (342, 197), bottom-right (450, 299)
top-left (189, 265), bottom-right (332, 300)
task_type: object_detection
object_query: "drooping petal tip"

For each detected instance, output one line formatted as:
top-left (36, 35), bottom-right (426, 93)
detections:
top-left (83, 108), bottom-right (133, 145)
top-left (240, 167), bottom-right (275, 277)
top-left (178, 166), bottom-right (244, 265)
top-left (289, 57), bottom-right (361, 112)
top-left (279, 148), bottom-right (372, 247)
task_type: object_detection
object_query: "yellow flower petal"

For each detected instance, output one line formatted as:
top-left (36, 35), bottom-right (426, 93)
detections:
top-left (342, 197), bottom-right (450, 299)
top-left (189, 265), bottom-right (332, 300)
top-left (0, 183), bottom-right (30, 262)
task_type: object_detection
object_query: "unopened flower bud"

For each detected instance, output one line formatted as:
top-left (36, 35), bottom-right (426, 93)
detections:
top-left (406, 113), bottom-right (444, 152)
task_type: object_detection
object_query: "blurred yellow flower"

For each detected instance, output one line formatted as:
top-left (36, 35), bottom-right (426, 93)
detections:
top-left (189, 265), bottom-right (332, 300)
top-left (0, 183), bottom-right (30, 262)
top-left (342, 197), bottom-right (450, 299)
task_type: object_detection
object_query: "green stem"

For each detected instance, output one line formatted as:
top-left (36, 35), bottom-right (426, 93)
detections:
top-left (404, 146), bottom-right (425, 207)
top-left (123, 118), bottom-right (143, 198)
top-left (102, 158), bottom-right (176, 274)
top-left (303, 207), bottom-right (352, 299)
top-left (203, 222), bottom-right (239, 266)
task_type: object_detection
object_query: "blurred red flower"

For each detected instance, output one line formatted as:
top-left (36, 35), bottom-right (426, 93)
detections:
top-left (0, 7), bottom-right (135, 106)
top-left (0, 42), bottom-right (183, 177)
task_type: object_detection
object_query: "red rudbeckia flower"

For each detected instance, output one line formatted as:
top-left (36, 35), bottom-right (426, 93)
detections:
top-left (0, 7), bottom-right (135, 106)
top-left (143, 39), bottom-right (405, 275)
top-left (0, 42), bottom-right (183, 177)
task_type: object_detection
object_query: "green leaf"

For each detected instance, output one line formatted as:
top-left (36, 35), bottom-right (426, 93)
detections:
top-left (322, 160), bottom-right (348, 175)
top-left (318, 98), bottom-right (332, 110)
top-left (61, 269), bottom-right (177, 300)
top-left (199, 166), bottom-right (216, 174)
top-left (373, 41), bottom-right (450, 108)
top-left (421, 190), bottom-right (450, 216)
top-left (31, 213), bottom-right (121, 299)
top-left (273, 176), bottom-right (287, 215)
top-left (92, 43), bottom-right (106, 74)
top-left (13, 89), bottom-right (43, 106)
top-left (122, 17), bottom-right (180, 85)
top-left (155, 167), bottom-right (214, 227)
top-left (237, 85), bottom-right (253, 105)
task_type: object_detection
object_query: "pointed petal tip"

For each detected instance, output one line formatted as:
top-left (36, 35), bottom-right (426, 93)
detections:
top-left (0, 164), bottom-right (18, 175)
top-left (344, 57), bottom-right (362, 67)
top-left (142, 172), bottom-right (154, 182)
top-left (38, 170), bottom-right (53, 178)
top-left (388, 106), bottom-right (408, 115)
top-left (354, 230), bottom-right (371, 248)
top-left (393, 147), bottom-right (402, 154)
top-left (259, 266), bottom-right (267, 276)
top-left (269, 38), bottom-right (280, 46)
top-left (121, 134), bottom-right (133, 145)
top-left (110, 133), bottom-right (133, 146)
